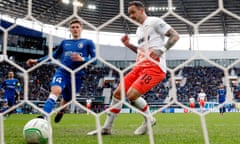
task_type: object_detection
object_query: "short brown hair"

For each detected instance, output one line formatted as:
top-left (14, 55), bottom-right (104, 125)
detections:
top-left (128, 1), bottom-right (145, 9)
top-left (70, 19), bottom-right (82, 26)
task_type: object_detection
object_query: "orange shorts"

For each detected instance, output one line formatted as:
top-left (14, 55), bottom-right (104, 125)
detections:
top-left (121, 61), bottom-right (166, 95)
top-left (199, 100), bottom-right (205, 107)
top-left (189, 103), bottom-right (195, 108)
top-left (86, 104), bottom-right (91, 109)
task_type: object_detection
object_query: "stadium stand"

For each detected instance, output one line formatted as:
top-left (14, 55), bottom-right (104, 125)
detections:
top-left (0, 1), bottom-right (240, 144)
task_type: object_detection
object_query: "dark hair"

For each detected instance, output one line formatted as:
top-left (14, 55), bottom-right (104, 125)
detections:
top-left (70, 19), bottom-right (82, 26)
top-left (8, 69), bottom-right (14, 73)
top-left (128, 1), bottom-right (145, 9)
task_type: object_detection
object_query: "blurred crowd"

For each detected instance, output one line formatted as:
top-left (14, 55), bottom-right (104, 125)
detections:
top-left (0, 63), bottom-right (240, 105)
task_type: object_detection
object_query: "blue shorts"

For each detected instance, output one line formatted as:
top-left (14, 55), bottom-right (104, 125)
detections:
top-left (3, 96), bottom-right (15, 107)
top-left (50, 71), bottom-right (82, 102)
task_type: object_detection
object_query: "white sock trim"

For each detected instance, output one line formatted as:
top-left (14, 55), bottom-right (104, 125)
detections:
top-left (49, 93), bottom-right (58, 101)
top-left (132, 97), bottom-right (147, 109)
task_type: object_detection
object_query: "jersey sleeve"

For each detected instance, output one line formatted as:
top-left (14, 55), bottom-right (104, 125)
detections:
top-left (83, 40), bottom-right (96, 62)
top-left (154, 18), bottom-right (171, 35)
top-left (37, 41), bottom-right (64, 62)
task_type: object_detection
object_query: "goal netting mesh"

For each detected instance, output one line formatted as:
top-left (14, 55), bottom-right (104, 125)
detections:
top-left (0, 0), bottom-right (240, 144)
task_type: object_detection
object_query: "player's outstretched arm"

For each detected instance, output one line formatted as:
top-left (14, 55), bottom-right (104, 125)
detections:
top-left (26, 59), bottom-right (38, 67)
top-left (121, 35), bottom-right (138, 53)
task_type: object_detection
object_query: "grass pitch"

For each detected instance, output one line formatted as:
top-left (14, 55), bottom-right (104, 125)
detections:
top-left (3, 112), bottom-right (240, 144)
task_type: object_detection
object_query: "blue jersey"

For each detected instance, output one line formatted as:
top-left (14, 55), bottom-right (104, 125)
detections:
top-left (38, 38), bottom-right (96, 77)
top-left (217, 88), bottom-right (226, 103)
top-left (37, 38), bottom-right (95, 102)
top-left (0, 78), bottom-right (21, 99)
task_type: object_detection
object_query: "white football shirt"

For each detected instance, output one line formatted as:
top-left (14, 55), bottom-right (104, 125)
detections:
top-left (198, 92), bottom-right (206, 100)
top-left (86, 99), bottom-right (92, 104)
top-left (189, 97), bottom-right (195, 103)
top-left (136, 17), bottom-right (171, 73)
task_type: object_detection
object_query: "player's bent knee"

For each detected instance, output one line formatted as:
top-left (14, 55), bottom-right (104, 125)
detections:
top-left (127, 88), bottom-right (142, 101)
top-left (50, 86), bottom-right (62, 96)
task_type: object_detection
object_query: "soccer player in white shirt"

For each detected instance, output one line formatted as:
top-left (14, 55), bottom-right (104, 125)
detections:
top-left (189, 95), bottom-right (195, 110)
top-left (86, 97), bottom-right (92, 115)
top-left (88, 1), bottom-right (179, 135)
top-left (198, 88), bottom-right (207, 112)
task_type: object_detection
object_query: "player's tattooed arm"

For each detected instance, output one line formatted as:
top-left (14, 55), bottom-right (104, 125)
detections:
top-left (150, 28), bottom-right (179, 58)
top-left (164, 28), bottom-right (179, 50)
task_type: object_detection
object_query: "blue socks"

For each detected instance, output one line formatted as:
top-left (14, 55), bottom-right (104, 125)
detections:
top-left (43, 98), bottom-right (55, 113)
top-left (1, 106), bottom-right (8, 113)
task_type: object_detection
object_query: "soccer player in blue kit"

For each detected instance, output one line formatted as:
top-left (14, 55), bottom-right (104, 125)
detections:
top-left (26, 19), bottom-right (96, 122)
top-left (217, 84), bottom-right (226, 116)
top-left (0, 70), bottom-right (21, 113)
